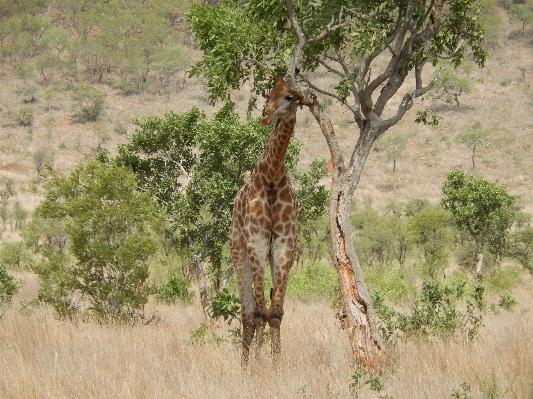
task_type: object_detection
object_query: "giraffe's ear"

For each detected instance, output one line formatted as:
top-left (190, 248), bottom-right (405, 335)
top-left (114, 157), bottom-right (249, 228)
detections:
top-left (274, 73), bottom-right (285, 85)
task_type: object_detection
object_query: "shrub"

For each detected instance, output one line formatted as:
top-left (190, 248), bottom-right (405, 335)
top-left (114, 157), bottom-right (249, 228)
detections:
top-left (31, 161), bottom-right (160, 324)
top-left (287, 262), bottom-right (338, 302)
top-left (486, 265), bottom-right (524, 292)
top-left (10, 107), bottom-right (34, 126)
top-left (363, 263), bottom-right (415, 303)
top-left (373, 274), bottom-right (485, 342)
top-left (14, 64), bottom-right (34, 81)
top-left (497, 291), bottom-right (518, 312)
top-left (156, 273), bottom-right (194, 304)
top-left (114, 80), bottom-right (135, 95)
top-left (70, 82), bottom-right (106, 122)
top-left (0, 266), bottom-right (23, 317)
top-left (21, 83), bottom-right (41, 103)
top-left (208, 288), bottom-right (240, 325)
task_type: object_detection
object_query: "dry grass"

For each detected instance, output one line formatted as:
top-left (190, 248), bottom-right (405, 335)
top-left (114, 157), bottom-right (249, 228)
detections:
top-left (1, 273), bottom-right (532, 399)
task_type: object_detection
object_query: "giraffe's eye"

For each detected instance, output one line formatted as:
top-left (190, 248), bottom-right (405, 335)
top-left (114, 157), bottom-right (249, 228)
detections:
top-left (285, 94), bottom-right (293, 101)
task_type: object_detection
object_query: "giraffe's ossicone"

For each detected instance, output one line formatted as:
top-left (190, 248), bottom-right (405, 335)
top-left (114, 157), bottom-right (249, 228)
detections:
top-left (229, 73), bottom-right (301, 364)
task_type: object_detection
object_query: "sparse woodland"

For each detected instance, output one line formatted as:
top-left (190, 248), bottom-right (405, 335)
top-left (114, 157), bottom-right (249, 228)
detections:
top-left (1, 0), bottom-right (533, 398)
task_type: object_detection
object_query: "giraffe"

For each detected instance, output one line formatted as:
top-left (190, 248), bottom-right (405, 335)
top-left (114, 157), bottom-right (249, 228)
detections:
top-left (229, 72), bottom-right (301, 364)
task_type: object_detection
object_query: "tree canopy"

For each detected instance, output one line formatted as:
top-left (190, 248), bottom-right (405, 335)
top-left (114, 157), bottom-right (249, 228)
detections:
top-left (188, 0), bottom-right (487, 110)
top-left (441, 169), bottom-right (518, 264)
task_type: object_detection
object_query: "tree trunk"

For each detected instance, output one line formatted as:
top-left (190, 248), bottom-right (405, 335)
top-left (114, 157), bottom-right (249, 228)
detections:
top-left (476, 253), bottom-right (484, 273)
top-left (392, 158), bottom-right (397, 190)
top-left (329, 180), bottom-right (385, 369)
top-left (303, 91), bottom-right (385, 369)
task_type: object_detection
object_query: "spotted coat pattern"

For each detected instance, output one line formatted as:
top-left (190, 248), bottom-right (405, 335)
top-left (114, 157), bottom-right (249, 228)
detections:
top-left (229, 73), bottom-right (300, 364)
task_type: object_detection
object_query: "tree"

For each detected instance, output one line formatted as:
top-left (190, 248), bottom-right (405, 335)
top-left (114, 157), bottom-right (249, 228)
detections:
top-left (408, 207), bottom-right (453, 278)
top-left (0, 266), bottom-right (22, 318)
top-left (32, 161), bottom-right (160, 323)
top-left (430, 65), bottom-right (473, 106)
top-left (378, 133), bottom-right (408, 190)
top-left (33, 148), bottom-right (53, 178)
top-left (509, 4), bottom-right (533, 30)
top-left (188, 0), bottom-right (487, 368)
top-left (115, 101), bottom-right (327, 315)
top-left (39, 27), bottom-right (69, 57)
top-left (507, 226), bottom-right (533, 275)
top-left (0, 241), bottom-right (30, 270)
top-left (11, 202), bottom-right (28, 230)
top-left (352, 209), bottom-right (397, 266)
top-left (405, 198), bottom-right (432, 217)
top-left (441, 170), bottom-right (518, 271)
top-left (454, 122), bottom-right (488, 169)
top-left (70, 82), bottom-right (106, 122)
top-left (0, 200), bottom-right (8, 231)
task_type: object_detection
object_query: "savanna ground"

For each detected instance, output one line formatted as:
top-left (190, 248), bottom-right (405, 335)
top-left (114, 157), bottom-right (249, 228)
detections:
top-left (1, 272), bottom-right (532, 398)
top-left (1, 4), bottom-right (533, 399)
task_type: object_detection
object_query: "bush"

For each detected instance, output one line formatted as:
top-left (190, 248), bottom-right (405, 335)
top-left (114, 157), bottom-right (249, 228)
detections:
top-left (21, 83), bottom-right (41, 103)
top-left (70, 82), bottom-right (106, 122)
top-left (114, 80), bottom-right (135, 95)
top-left (363, 263), bottom-right (415, 303)
top-left (373, 274), bottom-right (485, 342)
top-left (486, 265), bottom-right (524, 292)
top-left (13, 63), bottom-right (34, 81)
top-left (208, 288), bottom-right (240, 325)
top-left (287, 262), bottom-right (338, 302)
top-left (156, 273), bottom-right (194, 304)
top-left (31, 161), bottom-right (160, 324)
top-left (10, 107), bottom-right (34, 126)
top-left (0, 266), bottom-right (23, 317)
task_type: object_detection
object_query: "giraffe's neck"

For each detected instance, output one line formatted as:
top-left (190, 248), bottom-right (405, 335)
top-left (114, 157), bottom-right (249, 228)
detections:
top-left (257, 113), bottom-right (296, 182)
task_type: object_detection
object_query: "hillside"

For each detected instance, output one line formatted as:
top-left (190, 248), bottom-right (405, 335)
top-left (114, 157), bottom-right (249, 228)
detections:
top-left (0, 5), bottom-right (532, 241)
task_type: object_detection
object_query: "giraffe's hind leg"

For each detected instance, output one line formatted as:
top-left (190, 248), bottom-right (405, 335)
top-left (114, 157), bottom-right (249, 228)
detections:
top-left (267, 252), bottom-right (283, 362)
top-left (242, 316), bottom-right (255, 365)
top-left (267, 231), bottom-right (296, 361)
top-left (254, 314), bottom-right (266, 360)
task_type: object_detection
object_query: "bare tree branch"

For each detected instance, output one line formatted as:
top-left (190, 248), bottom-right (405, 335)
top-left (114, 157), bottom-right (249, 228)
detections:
top-left (439, 39), bottom-right (467, 59)
top-left (284, 0), bottom-right (348, 73)
top-left (307, 54), bottom-right (345, 78)
top-left (299, 75), bottom-right (359, 116)
top-left (160, 152), bottom-right (193, 183)
top-left (382, 74), bottom-right (440, 130)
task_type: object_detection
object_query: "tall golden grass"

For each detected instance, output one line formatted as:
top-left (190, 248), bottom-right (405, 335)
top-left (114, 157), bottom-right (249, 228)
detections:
top-left (1, 273), bottom-right (532, 398)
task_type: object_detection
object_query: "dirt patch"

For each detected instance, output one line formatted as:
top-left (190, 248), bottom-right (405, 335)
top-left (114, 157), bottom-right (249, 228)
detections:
top-left (1, 163), bottom-right (24, 173)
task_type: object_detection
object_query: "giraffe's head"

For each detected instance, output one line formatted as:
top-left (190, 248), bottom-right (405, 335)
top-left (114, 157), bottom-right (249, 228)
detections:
top-left (259, 73), bottom-right (301, 126)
